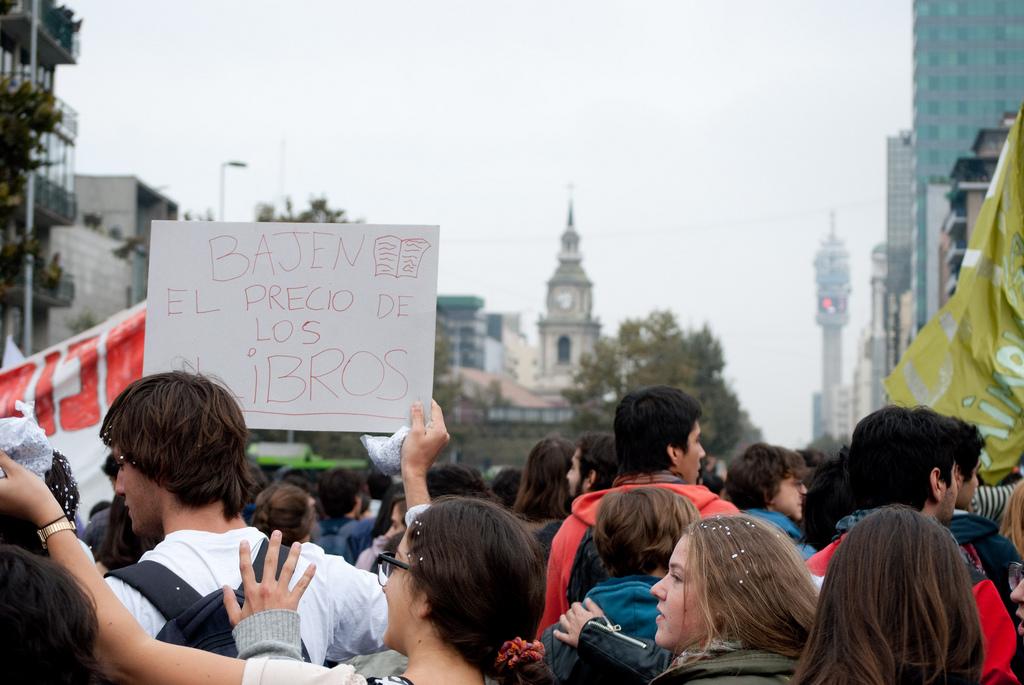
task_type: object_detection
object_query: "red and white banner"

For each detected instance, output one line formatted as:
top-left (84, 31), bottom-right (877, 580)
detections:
top-left (0, 303), bottom-right (145, 513)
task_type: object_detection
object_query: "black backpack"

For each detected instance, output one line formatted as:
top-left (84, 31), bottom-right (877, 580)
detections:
top-left (566, 527), bottom-right (609, 606)
top-left (107, 539), bottom-right (310, 659)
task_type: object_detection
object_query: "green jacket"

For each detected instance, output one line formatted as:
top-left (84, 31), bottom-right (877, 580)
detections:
top-left (650, 650), bottom-right (795, 685)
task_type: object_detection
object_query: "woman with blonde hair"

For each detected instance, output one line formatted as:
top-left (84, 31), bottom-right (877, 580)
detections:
top-left (1000, 481), bottom-right (1024, 558)
top-left (556, 513), bottom-right (817, 684)
top-left (648, 514), bottom-right (817, 683)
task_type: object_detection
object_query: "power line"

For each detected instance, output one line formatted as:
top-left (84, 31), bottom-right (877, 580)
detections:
top-left (444, 197), bottom-right (883, 245)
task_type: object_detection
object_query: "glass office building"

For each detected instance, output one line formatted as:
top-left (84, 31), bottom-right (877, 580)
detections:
top-left (885, 131), bottom-right (914, 374)
top-left (912, 0), bottom-right (1024, 327)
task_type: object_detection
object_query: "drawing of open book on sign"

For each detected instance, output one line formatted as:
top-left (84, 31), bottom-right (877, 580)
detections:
top-left (373, 235), bottom-right (432, 279)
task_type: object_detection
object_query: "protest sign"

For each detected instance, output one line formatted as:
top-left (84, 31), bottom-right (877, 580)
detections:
top-left (144, 222), bottom-right (439, 433)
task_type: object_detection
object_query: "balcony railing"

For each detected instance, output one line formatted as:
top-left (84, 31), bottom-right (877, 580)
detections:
top-left (53, 97), bottom-right (76, 138)
top-left (40, 1), bottom-right (78, 59)
top-left (3, 0), bottom-right (80, 62)
top-left (2, 76), bottom-right (78, 140)
top-left (33, 173), bottom-right (76, 223)
top-left (945, 239), bottom-right (967, 268)
top-left (945, 272), bottom-right (960, 299)
top-left (941, 208), bottom-right (966, 237)
top-left (3, 269), bottom-right (75, 309)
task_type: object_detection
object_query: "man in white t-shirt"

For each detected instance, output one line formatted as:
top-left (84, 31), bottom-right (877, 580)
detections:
top-left (100, 371), bottom-right (447, 665)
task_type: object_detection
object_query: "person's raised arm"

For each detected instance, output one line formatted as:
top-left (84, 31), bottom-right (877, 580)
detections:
top-left (401, 400), bottom-right (449, 510)
top-left (0, 450), bottom-right (245, 685)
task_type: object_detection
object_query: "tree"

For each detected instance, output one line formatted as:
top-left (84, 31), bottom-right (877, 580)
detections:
top-left (182, 209), bottom-right (215, 222)
top-left (564, 310), bottom-right (756, 456)
top-left (255, 196), bottom-right (358, 224)
top-left (432, 319), bottom-right (461, 412)
top-left (804, 433), bottom-right (846, 457)
top-left (66, 309), bottom-right (98, 335)
top-left (736, 409), bottom-right (763, 446)
top-left (0, 77), bottom-right (62, 297)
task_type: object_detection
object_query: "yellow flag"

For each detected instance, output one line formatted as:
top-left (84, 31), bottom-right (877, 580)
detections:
top-left (885, 104), bottom-right (1024, 483)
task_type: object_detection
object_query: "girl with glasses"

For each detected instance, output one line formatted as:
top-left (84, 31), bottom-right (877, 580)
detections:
top-left (1012, 562), bottom-right (1024, 643)
top-left (0, 401), bottom-right (556, 685)
top-left (372, 497), bottom-right (552, 685)
top-left (245, 495), bottom-right (552, 685)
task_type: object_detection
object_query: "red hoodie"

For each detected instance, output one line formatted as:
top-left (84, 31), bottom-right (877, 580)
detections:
top-left (539, 482), bottom-right (738, 633)
top-left (808, 536), bottom-right (1020, 685)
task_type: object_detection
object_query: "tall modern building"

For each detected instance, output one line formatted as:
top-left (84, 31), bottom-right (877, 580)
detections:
top-left (853, 244), bottom-right (888, 421)
top-left (938, 115), bottom-right (1013, 305)
top-left (912, 0), bottom-right (1024, 329)
top-left (436, 295), bottom-right (487, 370)
top-left (48, 175), bottom-right (178, 346)
top-left (813, 219), bottom-right (851, 439)
top-left (536, 202), bottom-right (600, 393)
top-left (0, 0), bottom-right (81, 352)
top-left (885, 131), bottom-right (914, 373)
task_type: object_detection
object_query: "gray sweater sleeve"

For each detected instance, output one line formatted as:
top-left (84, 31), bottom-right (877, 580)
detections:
top-left (233, 609), bottom-right (304, 661)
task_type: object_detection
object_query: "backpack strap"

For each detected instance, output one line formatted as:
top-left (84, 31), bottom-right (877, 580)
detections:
top-left (107, 561), bottom-right (202, 621)
top-left (566, 526), bottom-right (608, 605)
top-left (238, 537), bottom-right (274, 589)
top-left (108, 537), bottom-right (275, 622)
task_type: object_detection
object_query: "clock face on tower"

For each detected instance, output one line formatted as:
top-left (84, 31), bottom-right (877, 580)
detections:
top-left (554, 288), bottom-right (576, 311)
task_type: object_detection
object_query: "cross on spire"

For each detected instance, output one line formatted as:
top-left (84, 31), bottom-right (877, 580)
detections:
top-left (567, 182), bottom-right (575, 228)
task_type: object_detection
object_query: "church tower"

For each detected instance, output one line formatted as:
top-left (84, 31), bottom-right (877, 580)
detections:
top-left (536, 201), bottom-right (601, 391)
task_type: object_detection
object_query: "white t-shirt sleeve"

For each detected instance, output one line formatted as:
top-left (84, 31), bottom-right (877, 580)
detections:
top-left (322, 557), bottom-right (388, 662)
top-left (105, 575), bottom-right (167, 637)
top-left (243, 659), bottom-right (366, 685)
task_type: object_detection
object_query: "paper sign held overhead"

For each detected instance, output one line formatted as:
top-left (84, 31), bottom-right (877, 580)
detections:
top-left (144, 221), bottom-right (439, 433)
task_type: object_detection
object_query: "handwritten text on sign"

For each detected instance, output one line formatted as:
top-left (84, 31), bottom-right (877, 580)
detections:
top-left (144, 222), bottom-right (439, 433)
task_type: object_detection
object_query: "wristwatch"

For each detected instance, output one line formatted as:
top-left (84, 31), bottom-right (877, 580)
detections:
top-left (37, 516), bottom-right (76, 550)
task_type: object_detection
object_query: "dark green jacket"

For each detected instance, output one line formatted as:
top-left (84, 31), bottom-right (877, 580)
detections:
top-left (650, 650), bottom-right (795, 685)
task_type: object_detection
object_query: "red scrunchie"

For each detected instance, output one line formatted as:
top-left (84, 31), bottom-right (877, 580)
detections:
top-left (494, 637), bottom-right (545, 671)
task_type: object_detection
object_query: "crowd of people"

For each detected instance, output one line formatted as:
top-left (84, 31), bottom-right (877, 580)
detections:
top-left (3, 372), bottom-right (1024, 685)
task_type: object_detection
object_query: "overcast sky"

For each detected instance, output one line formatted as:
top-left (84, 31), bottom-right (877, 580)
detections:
top-left (58, 1), bottom-right (911, 448)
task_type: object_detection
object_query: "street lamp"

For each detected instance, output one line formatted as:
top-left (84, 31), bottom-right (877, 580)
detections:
top-left (219, 160), bottom-right (248, 221)
top-left (21, 0), bottom-right (41, 356)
